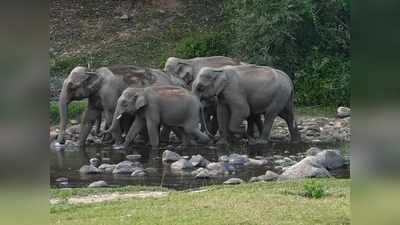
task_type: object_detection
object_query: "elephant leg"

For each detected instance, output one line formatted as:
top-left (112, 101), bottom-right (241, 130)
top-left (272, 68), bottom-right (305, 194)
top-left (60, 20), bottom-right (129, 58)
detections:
top-left (216, 103), bottom-right (229, 144)
top-left (255, 114), bottom-right (264, 136)
top-left (106, 110), bottom-right (123, 144)
top-left (228, 107), bottom-right (249, 139)
top-left (279, 104), bottom-right (301, 143)
top-left (259, 112), bottom-right (278, 144)
top-left (94, 113), bottom-right (102, 135)
top-left (124, 118), bottom-right (145, 147)
top-left (160, 126), bottom-right (171, 143)
top-left (184, 123), bottom-right (210, 145)
top-left (209, 113), bottom-right (219, 136)
top-left (146, 118), bottom-right (160, 149)
top-left (247, 115), bottom-right (256, 138)
top-left (79, 107), bottom-right (100, 148)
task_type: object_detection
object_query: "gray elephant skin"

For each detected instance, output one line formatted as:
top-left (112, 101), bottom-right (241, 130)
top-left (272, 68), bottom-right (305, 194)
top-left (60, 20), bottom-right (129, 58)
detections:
top-left (192, 65), bottom-right (301, 144)
top-left (109, 85), bottom-right (210, 149)
top-left (164, 56), bottom-right (262, 137)
top-left (57, 65), bottom-right (184, 147)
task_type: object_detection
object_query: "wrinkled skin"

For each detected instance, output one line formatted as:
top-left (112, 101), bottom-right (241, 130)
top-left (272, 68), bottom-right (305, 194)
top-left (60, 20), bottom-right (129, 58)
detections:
top-left (109, 85), bottom-right (210, 149)
top-left (163, 56), bottom-right (262, 139)
top-left (57, 65), bottom-right (183, 148)
top-left (192, 65), bottom-right (301, 144)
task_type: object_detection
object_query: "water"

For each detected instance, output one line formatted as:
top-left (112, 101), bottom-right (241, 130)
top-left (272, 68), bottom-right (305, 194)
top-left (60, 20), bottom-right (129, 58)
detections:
top-left (50, 141), bottom-right (349, 190)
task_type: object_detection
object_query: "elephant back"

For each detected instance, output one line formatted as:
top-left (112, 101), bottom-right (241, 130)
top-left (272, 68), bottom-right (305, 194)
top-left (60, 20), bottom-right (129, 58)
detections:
top-left (107, 65), bottom-right (153, 86)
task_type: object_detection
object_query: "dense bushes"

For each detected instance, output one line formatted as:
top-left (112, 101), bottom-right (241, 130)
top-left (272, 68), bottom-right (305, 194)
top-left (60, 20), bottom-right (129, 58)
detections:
top-left (175, 0), bottom-right (350, 106)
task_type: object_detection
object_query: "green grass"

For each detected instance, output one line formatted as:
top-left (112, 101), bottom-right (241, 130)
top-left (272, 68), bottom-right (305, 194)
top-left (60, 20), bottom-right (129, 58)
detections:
top-left (51, 179), bottom-right (350, 225)
top-left (50, 100), bottom-right (87, 125)
top-left (295, 105), bottom-right (337, 118)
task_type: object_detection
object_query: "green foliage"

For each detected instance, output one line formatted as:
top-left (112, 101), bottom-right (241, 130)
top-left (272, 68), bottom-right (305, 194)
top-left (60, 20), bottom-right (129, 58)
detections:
top-left (175, 32), bottom-right (231, 59)
top-left (303, 180), bottom-right (327, 199)
top-left (224, 0), bottom-right (350, 106)
top-left (49, 101), bottom-right (87, 124)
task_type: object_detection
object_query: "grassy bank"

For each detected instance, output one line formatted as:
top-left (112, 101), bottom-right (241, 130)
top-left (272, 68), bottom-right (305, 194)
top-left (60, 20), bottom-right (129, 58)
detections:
top-left (51, 179), bottom-right (350, 225)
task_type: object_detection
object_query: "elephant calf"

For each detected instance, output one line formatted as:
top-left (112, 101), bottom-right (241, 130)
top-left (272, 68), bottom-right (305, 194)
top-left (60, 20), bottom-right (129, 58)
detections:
top-left (192, 65), bottom-right (301, 144)
top-left (108, 85), bottom-right (210, 149)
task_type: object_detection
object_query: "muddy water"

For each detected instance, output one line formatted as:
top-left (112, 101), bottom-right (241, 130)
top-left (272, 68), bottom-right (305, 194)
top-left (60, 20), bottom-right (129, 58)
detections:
top-left (50, 142), bottom-right (349, 190)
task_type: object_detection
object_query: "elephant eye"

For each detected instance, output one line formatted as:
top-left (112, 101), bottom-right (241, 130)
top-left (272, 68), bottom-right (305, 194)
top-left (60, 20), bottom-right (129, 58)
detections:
top-left (197, 83), bottom-right (205, 92)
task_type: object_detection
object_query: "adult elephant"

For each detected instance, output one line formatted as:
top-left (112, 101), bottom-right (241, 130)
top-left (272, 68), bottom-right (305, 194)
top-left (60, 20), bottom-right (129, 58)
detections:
top-left (192, 65), bottom-right (301, 144)
top-left (57, 65), bottom-right (184, 148)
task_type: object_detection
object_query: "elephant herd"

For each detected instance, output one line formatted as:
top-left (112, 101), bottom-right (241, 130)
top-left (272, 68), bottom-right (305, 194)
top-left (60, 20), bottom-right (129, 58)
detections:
top-left (56, 56), bottom-right (301, 150)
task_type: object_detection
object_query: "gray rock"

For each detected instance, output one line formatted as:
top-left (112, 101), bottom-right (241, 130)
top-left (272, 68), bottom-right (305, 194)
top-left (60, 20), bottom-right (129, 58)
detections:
top-left (143, 167), bottom-right (158, 175)
top-left (228, 154), bottom-right (249, 165)
top-left (79, 165), bottom-right (102, 174)
top-left (131, 168), bottom-right (146, 177)
top-left (264, 170), bottom-right (279, 181)
top-left (315, 149), bottom-right (345, 170)
top-left (98, 164), bottom-right (116, 173)
top-left (306, 147), bottom-right (322, 156)
top-left (190, 154), bottom-right (210, 167)
top-left (278, 156), bottom-right (332, 180)
top-left (249, 176), bottom-right (265, 183)
top-left (248, 158), bottom-right (269, 167)
top-left (55, 177), bottom-right (68, 182)
top-left (162, 150), bottom-right (181, 162)
top-left (223, 178), bottom-right (245, 185)
top-left (112, 162), bottom-right (138, 174)
top-left (218, 155), bottom-right (229, 162)
top-left (126, 154), bottom-right (141, 161)
top-left (206, 162), bottom-right (232, 176)
top-left (88, 180), bottom-right (108, 188)
top-left (171, 159), bottom-right (193, 170)
top-left (194, 168), bottom-right (211, 179)
top-left (337, 106), bottom-right (351, 118)
top-left (273, 155), bottom-right (284, 160)
top-left (89, 158), bottom-right (99, 167)
top-left (274, 157), bottom-right (296, 167)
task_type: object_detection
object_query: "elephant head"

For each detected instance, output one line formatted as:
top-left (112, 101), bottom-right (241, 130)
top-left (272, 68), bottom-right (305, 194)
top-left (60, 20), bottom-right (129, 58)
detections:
top-left (192, 67), bottom-right (228, 100)
top-left (108, 88), bottom-right (146, 133)
top-left (57, 66), bottom-right (103, 143)
top-left (164, 57), bottom-right (194, 85)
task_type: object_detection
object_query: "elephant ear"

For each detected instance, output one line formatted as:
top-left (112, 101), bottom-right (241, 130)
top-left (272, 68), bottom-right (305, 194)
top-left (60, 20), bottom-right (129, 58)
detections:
top-left (144, 68), bottom-right (157, 84)
top-left (86, 72), bottom-right (103, 93)
top-left (135, 95), bottom-right (147, 110)
top-left (214, 70), bottom-right (227, 96)
top-left (177, 62), bottom-right (193, 81)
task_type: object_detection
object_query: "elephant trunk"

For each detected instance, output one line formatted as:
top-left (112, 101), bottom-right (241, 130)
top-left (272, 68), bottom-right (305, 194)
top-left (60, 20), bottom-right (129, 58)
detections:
top-left (57, 86), bottom-right (70, 144)
top-left (199, 102), bottom-right (213, 139)
top-left (107, 107), bottom-right (123, 133)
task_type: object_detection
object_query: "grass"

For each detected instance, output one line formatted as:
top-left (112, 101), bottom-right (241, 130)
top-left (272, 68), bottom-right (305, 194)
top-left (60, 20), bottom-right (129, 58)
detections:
top-left (295, 105), bottom-right (337, 118)
top-left (51, 179), bottom-right (350, 225)
top-left (50, 100), bottom-right (87, 125)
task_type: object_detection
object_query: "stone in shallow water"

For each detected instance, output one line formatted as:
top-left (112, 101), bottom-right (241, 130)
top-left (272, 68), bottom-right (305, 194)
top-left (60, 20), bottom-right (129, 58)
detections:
top-left (79, 165), bottom-right (102, 174)
top-left (88, 180), bottom-right (108, 188)
top-left (171, 159), bottom-right (193, 170)
top-left (55, 177), bottom-right (68, 182)
top-left (112, 161), bottom-right (140, 174)
top-left (306, 147), bottom-right (322, 156)
top-left (194, 168), bottom-right (212, 179)
top-left (131, 168), bottom-right (146, 177)
top-left (337, 106), bottom-right (351, 118)
top-left (98, 164), bottom-right (116, 173)
top-left (278, 156), bottom-right (331, 180)
top-left (126, 154), bottom-right (141, 161)
top-left (190, 154), bottom-right (210, 167)
top-left (89, 158), bottom-right (99, 167)
top-left (264, 170), bottom-right (279, 181)
top-left (162, 150), bottom-right (181, 162)
top-left (223, 178), bottom-right (244, 185)
top-left (248, 158), bottom-right (269, 167)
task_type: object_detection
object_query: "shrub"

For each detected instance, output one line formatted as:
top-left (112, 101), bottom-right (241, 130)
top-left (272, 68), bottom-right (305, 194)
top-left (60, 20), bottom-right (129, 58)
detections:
top-left (303, 181), bottom-right (326, 199)
top-left (175, 32), bottom-right (231, 59)
top-left (49, 101), bottom-right (87, 124)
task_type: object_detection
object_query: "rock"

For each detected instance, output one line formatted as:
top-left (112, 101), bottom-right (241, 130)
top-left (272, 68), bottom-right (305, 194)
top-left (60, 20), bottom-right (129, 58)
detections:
top-left (206, 162), bottom-right (232, 176)
top-left (55, 177), bottom-right (68, 182)
top-left (249, 176), bottom-right (263, 183)
top-left (315, 149), bottom-right (345, 170)
top-left (131, 168), bottom-right (146, 177)
top-left (69, 119), bottom-right (79, 125)
top-left (248, 158), bottom-right (268, 167)
top-left (223, 178), bottom-right (244, 185)
top-left (278, 156), bottom-right (332, 180)
top-left (337, 106), bottom-right (351, 118)
top-left (190, 154), bottom-right (210, 167)
top-left (218, 155), bottom-right (229, 162)
top-left (306, 147), bottom-right (322, 156)
top-left (273, 155), bottom-right (284, 160)
top-left (88, 180), bottom-right (108, 188)
top-left (162, 150), bottom-right (181, 162)
top-left (79, 165), bottom-right (102, 174)
top-left (264, 170), bottom-right (279, 181)
top-left (228, 154), bottom-right (249, 165)
top-left (89, 158), bottom-right (99, 167)
top-left (143, 167), bottom-right (158, 175)
top-left (102, 157), bottom-right (111, 163)
top-left (206, 162), bottom-right (224, 171)
top-left (112, 161), bottom-right (139, 174)
top-left (194, 168), bottom-right (212, 179)
top-left (274, 157), bottom-right (296, 167)
top-left (98, 164), bottom-right (116, 173)
top-left (126, 154), bottom-right (141, 161)
top-left (120, 14), bottom-right (129, 20)
top-left (171, 159), bottom-right (193, 170)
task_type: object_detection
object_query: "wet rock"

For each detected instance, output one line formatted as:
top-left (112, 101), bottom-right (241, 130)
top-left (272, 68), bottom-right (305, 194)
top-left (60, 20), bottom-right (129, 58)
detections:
top-left (162, 150), bottom-right (181, 162)
top-left (190, 154), bottom-right (210, 167)
top-left (69, 119), bottom-right (79, 125)
top-left (88, 180), bottom-right (108, 188)
top-left (228, 154), bottom-right (249, 165)
top-left (218, 155), bottom-right (229, 162)
top-left (126, 154), bottom-right (141, 162)
top-left (264, 170), bottom-right (279, 181)
top-left (273, 155), bottom-right (284, 160)
top-left (315, 149), bottom-right (345, 170)
top-left (274, 157), bottom-right (296, 167)
top-left (89, 158), bottom-right (99, 167)
top-left (98, 164), bottom-right (116, 173)
top-left (278, 156), bottom-right (331, 180)
top-left (248, 158), bottom-right (269, 167)
top-left (143, 167), bottom-right (158, 175)
top-left (337, 106), bottom-right (351, 118)
top-left (223, 178), bottom-right (244, 185)
top-left (193, 168), bottom-right (212, 179)
top-left (131, 168), bottom-right (146, 177)
top-left (102, 157), bottom-right (111, 163)
top-left (274, 166), bottom-right (284, 174)
top-left (249, 176), bottom-right (264, 183)
top-left (112, 161), bottom-right (139, 174)
top-left (79, 165), bottom-right (102, 174)
top-left (206, 162), bottom-right (232, 176)
top-left (171, 159), bottom-right (193, 170)
top-left (55, 177), bottom-right (68, 182)
top-left (306, 147), bottom-right (322, 156)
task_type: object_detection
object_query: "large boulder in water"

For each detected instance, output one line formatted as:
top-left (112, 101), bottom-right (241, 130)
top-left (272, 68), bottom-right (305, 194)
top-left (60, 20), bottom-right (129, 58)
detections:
top-left (112, 161), bottom-right (142, 174)
top-left (278, 156), bottom-right (331, 180)
top-left (315, 149), bottom-right (345, 170)
top-left (88, 180), bottom-right (108, 188)
top-left (171, 159), bottom-right (193, 170)
top-left (190, 154), bottom-right (210, 167)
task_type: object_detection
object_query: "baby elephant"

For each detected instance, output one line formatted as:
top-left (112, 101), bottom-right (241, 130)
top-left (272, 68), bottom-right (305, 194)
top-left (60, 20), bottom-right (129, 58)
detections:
top-left (109, 85), bottom-right (210, 149)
